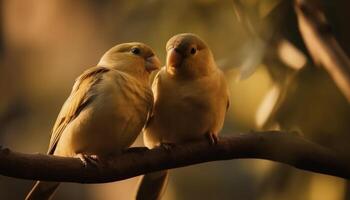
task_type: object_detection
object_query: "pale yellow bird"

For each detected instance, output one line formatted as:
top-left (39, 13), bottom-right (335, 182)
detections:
top-left (137, 33), bottom-right (230, 200)
top-left (25, 42), bottom-right (161, 200)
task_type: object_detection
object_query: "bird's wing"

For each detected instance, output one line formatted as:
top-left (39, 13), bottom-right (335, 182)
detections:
top-left (226, 86), bottom-right (230, 111)
top-left (226, 95), bottom-right (230, 111)
top-left (218, 69), bottom-right (230, 111)
top-left (47, 66), bottom-right (110, 154)
top-left (143, 69), bottom-right (162, 129)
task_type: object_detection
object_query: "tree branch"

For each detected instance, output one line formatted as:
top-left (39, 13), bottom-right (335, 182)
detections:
top-left (0, 131), bottom-right (349, 183)
top-left (295, 0), bottom-right (350, 102)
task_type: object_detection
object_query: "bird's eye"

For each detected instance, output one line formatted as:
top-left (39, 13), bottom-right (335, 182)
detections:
top-left (131, 48), bottom-right (141, 55)
top-left (190, 47), bottom-right (197, 55)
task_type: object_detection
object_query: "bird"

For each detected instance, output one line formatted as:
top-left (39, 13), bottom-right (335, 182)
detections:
top-left (25, 42), bottom-right (161, 200)
top-left (136, 33), bottom-right (230, 200)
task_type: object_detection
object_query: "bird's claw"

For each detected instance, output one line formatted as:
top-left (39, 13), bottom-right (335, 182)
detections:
top-left (76, 153), bottom-right (100, 167)
top-left (206, 132), bottom-right (218, 145)
top-left (0, 146), bottom-right (10, 154)
top-left (159, 142), bottom-right (176, 151)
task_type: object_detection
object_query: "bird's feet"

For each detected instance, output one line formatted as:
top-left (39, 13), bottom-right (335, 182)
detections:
top-left (159, 142), bottom-right (176, 151)
top-left (0, 146), bottom-right (10, 154)
top-left (75, 153), bottom-right (100, 167)
top-left (206, 132), bottom-right (219, 145)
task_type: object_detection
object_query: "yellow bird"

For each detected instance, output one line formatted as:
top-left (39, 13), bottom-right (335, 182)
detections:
top-left (25, 43), bottom-right (161, 200)
top-left (137, 33), bottom-right (230, 200)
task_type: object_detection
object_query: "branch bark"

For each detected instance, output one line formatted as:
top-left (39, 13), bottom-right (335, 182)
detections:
top-left (1, 131), bottom-right (349, 183)
top-left (295, 0), bottom-right (350, 102)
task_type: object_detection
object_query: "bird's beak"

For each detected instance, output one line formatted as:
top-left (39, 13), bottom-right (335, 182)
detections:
top-left (167, 48), bottom-right (183, 68)
top-left (145, 55), bottom-right (161, 72)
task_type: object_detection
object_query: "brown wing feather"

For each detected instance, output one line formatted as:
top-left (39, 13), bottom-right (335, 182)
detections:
top-left (47, 66), bottom-right (110, 154)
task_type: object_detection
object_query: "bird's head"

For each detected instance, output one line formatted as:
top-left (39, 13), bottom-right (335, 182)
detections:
top-left (98, 42), bottom-right (161, 80)
top-left (166, 33), bottom-right (216, 78)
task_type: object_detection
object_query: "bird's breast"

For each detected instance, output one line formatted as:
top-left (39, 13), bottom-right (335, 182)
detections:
top-left (146, 81), bottom-right (217, 146)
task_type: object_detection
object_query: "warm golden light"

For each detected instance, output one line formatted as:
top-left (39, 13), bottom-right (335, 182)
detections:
top-left (277, 39), bottom-right (307, 70)
top-left (227, 65), bottom-right (273, 128)
top-left (309, 175), bottom-right (346, 200)
top-left (255, 85), bottom-right (281, 128)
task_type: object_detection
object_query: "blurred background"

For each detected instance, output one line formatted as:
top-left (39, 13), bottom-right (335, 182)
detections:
top-left (1, 0), bottom-right (350, 199)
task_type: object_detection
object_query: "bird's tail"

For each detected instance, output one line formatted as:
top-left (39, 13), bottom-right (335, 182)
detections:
top-left (25, 181), bottom-right (60, 200)
top-left (136, 170), bottom-right (169, 200)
